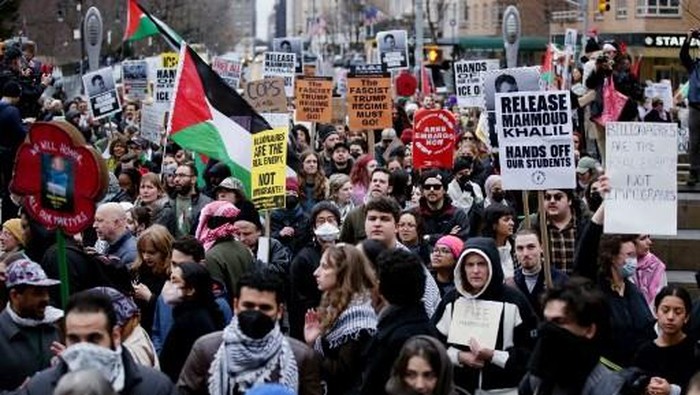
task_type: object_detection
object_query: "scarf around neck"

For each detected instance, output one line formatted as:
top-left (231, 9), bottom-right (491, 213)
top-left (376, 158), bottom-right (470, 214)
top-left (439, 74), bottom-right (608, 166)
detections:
top-left (314, 295), bottom-right (377, 355)
top-left (634, 252), bottom-right (666, 306)
top-left (6, 303), bottom-right (63, 327)
top-left (208, 315), bottom-right (298, 395)
top-left (61, 343), bottom-right (126, 392)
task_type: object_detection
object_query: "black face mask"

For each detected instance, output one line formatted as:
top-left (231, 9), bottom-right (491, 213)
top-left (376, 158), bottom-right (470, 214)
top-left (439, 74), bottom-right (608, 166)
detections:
top-left (350, 152), bottom-right (361, 160)
top-left (207, 216), bottom-right (234, 229)
top-left (285, 195), bottom-right (299, 209)
top-left (528, 322), bottom-right (599, 388)
top-left (237, 310), bottom-right (276, 339)
top-left (587, 191), bottom-right (603, 212)
top-left (491, 190), bottom-right (506, 203)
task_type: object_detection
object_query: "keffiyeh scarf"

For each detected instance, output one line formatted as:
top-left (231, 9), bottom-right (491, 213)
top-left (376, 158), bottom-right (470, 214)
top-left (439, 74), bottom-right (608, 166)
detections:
top-left (314, 295), bottom-right (377, 355)
top-left (195, 201), bottom-right (241, 251)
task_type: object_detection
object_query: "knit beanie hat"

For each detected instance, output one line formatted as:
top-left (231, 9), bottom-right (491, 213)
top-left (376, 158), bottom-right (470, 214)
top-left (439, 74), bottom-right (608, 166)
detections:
top-left (3, 218), bottom-right (25, 247)
top-left (453, 156), bottom-right (474, 174)
top-left (317, 124), bottom-right (338, 143)
top-left (435, 235), bottom-right (464, 259)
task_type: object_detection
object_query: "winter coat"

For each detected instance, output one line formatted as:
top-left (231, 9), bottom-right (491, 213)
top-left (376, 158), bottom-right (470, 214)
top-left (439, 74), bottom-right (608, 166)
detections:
top-left (205, 238), bottom-right (254, 301)
top-left (413, 196), bottom-right (470, 245)
top-left (289, 242), bottom-right (323, 340)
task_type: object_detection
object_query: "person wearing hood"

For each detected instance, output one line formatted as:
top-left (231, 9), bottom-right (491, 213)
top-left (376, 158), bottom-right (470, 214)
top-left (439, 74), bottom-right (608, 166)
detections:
top-left (0, 258), bottom-right (62, 391)
top-left (413, 170), bottom-right (470, 245)
top-left (433, 237), bottom-right (538, 393)
top-left (203, 161), bottom-right (231, 199)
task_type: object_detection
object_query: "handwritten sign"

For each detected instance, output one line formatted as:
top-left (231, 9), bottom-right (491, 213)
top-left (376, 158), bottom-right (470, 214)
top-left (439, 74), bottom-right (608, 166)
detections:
top-left (605, 122), bottom-right (677, 235)
top-left (263, 52), bottom-right (296, 97)
top-left (122, 60), bottom-right (149, 100)
top-left (212, 55), bottom-right (243, 90)
top-left (242, 77), bottom-right (287, 113)
top-left (413, 109), bottom-right (457, 170)
top-left (447, 299), bottom-right (504, 349)
top-left (454, 59), bottom-right (499, 108)
top-left (495, 91), bottom-right (575, 190)
top-left (251, 127), bottom-right (288, 210)
top-left (347, 68), bottom-right (392, 130)
top-left (295, 76), bottom-right (333, 123)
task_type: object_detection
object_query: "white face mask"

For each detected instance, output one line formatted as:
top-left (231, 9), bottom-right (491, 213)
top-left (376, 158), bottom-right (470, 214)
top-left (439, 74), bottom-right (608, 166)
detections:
top-left (161, 280), bottom-right (184, 305)
top-left (62, 342), bottom-right (125, 392)
top-left (314, 222), bottom-right (339, 242)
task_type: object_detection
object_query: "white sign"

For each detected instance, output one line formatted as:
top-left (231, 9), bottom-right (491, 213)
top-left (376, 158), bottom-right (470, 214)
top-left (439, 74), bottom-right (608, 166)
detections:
top-left (122, 60), bottom-right (149, 100)
top-left (82, 67), bottom-right (121, 120)
top-left (212, 55), bottom-right (243, 90)
top-left (495, 90), bottom-right (575, 190)
top-left (564, 28), bottom-right (577, 54)
top-left (263, 52), bottom-right (296, 98)
top-left (272, 37), bottom-right (303, 73)
top-left (447, 299), bottom-right (504, 349)
top-left (155, 67), bottom-right (177, 104)
top-left (140, 102), bottom-right (167, 144)
top-left (454, 59), bottom-right (500, 108)
top-left (377, 30), bottom-right (409, 70)
top-left (605, 122), bottom-right (677, 235)
top-left (644, 80), bottom-right (674, 111)
top-left (678, 126), bottom-right (689, 154)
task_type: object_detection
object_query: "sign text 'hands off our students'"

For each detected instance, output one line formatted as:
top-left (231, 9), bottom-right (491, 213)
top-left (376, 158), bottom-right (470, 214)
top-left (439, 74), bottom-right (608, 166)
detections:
top-left (495, 90), bottom-right (575, 190)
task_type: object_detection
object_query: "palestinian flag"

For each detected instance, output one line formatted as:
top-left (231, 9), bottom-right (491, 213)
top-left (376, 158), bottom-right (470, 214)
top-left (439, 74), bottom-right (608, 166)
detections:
top-left (168, 44), bottom-right (297, 195)
top-left (123, 0), bottom-right (182, 50)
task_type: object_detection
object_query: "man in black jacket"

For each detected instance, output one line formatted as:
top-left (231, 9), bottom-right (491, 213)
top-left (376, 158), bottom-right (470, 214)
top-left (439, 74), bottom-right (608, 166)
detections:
top-left (0, 81), bottom-right (26, 221)
top-left (18, 291), bottom-right (175, 395)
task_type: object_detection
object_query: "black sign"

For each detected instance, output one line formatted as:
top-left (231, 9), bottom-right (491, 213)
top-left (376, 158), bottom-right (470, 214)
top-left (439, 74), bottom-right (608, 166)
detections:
top-left (349, 63), bottom-right (389, 78)
top-left (644, 34), bottom-right (700, 48)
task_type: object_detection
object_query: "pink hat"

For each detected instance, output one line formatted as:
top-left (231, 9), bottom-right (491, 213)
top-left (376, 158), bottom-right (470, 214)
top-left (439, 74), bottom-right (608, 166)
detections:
top-left (435, 235), bottom-right (464, 259)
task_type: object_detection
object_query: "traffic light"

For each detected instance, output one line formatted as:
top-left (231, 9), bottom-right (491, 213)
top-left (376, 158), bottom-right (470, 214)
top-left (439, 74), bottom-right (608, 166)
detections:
top-left (598, 0), bottom-right (610, 13)
top-left (424, 46), bottom-right (443, 65)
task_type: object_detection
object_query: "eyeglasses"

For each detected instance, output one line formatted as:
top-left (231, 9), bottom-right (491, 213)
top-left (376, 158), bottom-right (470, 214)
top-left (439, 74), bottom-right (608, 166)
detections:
top-left (544, 193), bottom-right (565, 202)
top-left (432, 247), bottom-right (453, 255)
top-left (423, 184), bottom-right (442, 191)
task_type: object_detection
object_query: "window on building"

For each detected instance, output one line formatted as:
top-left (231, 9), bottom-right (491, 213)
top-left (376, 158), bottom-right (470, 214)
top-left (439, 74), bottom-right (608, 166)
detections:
top-left (464, 3), bottom-right (469, 20)
top-left (636, 0), bottom-right (680, 16)
top-left (617, 0), bottom-right (628, 18)
top-left (482, 2), bottom-right (488, 28)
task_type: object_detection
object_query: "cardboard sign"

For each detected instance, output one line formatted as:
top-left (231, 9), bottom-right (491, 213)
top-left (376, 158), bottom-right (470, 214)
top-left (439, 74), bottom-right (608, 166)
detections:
top-left (295, 76), bottom-right (333, 123)
top-left (454, 59), bottom-right (499, 108)
top-left (605, 122), bottom-right (677, 235)
top-left (242, 77), bottom-right (287, 113)
top-left (347, 73), bottom-right (392, 130)
top-left (495, 90), bottom-right (575, 190)
top-left (10, 122), bottom-right (109, 234)
top-left (122, 60), bottom-right (149, 100)
top-left (155, 52), bottom-right (179, 105)
top-left (82, 67), bottom-right (121, 120)
top-left (413, 109), bottom-right (457, 170)
top-left (251, 126), bottom-right (288, 210)
top-left (331, 97), bottom-right (347, 125)
top-left (140, 102), bottom-right (167, 144)
top-left (377, 30), bottom-right (410, 70)
top-left (447, 299), bottom-right (504, 350)
top-left (212, 55), bottom-right (243, 90)
top-left (263, 52), bottom-right (296, 97)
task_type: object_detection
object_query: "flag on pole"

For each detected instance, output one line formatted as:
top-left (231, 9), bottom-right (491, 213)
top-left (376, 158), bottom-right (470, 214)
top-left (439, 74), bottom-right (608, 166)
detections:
top-left (168, 44), bottom-right (298, 196)
top-left (123, 0), bottom-right (182, 50)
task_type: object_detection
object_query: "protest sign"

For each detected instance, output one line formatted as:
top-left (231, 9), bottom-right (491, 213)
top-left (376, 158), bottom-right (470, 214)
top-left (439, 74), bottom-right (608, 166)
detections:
top-left (155, 52), bottom-right (178, 105)
top-left (495, 90), bottom-right (575, 190)
top-left (331, 97), bottom-right (347, 125)
top-left (273, 37), bottom-right (303, 73)
top-left (295, 76), bottom-right (333, 123)
top-left (412, 109), bottom-right (457, 169)
top-left (644, 80), bottom-right (674, 111)
top-left (347, 65), bottom-right (392, 130)
top-left (335, 68), bottom-right (348, 97)
top-left (82, 67), bottom-right (121, 120)
top-left (251, 126), bottom-right (288, 210)
top-left (679, 126), bottom-right (689, 154)
top-left (447, 299), bottom-right (504, 350)
top-left (263, 52), bottom-right (296, 97)
top-left (122, 60), bottom-right (149, 100)
top-left (212, 55), bottom-right (243, 90)
top-left (605, 122), bottom-right (677, 235)
top-left (140, 102), bottom-right (167, 144)
top-left (377, 30), bottom-right (409, 70)
top-left (242, 77), bottom-right (287, 113)
top-left (453, 59), bottom-right (499, 108)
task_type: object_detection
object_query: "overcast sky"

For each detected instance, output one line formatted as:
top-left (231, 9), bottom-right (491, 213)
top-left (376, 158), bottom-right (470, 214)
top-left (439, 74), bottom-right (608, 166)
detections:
top-left (256, 0), bottom-right (275, 40)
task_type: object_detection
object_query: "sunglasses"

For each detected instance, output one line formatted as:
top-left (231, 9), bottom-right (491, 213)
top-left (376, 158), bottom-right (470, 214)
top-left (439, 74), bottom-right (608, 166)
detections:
top-left (544, 193), bottom-right (565, 202)
top-left (423, 184), bottom-right (443, 191)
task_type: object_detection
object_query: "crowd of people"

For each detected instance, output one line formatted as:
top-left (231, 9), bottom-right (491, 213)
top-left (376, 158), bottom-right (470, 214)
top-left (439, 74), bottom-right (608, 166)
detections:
top-left (0, 29), bottom-right (697, 395)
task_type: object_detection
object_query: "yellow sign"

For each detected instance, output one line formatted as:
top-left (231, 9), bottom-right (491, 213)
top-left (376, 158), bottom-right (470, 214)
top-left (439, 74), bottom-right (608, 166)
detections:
top-left (251, 127), bottom-right (288, 210)
top-left (161, 52), bottom-right (179, 69)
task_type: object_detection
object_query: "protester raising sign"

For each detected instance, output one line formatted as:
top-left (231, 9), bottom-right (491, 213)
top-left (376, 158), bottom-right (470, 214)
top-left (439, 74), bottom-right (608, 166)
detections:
top-left (252, 126), bottom-right (288, 210)
top-left (347, 64), bottom-right (392, 130)
top-left (495, 90), bottom-right (575, 190)
top-left (605, 122), bottom-right (677, 235)
top-left (376, 30), bottom-right (410, 70)
top-left (82, 67), bottom-right (121, 120)
top-left (122, 60), bottom-right (149, 100)
top-left (413, 109), bottom-right (457, 170)
top-left (242, 77), bottom-right (287, 113)
top-left (263, 52), bottom-right (296, 97)
top-left (454, 59), bottom-right (499, 108)
top-left (295, 76), bottom-right (333, 123)
top-left (212, 55), bottom-right (243, 90)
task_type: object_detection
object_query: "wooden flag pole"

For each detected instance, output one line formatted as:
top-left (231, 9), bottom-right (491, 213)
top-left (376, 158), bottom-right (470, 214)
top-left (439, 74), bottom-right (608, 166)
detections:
top-left (57, 230), bottom-right (70, 309)
top-left (522, 190), bottom-right (531, 229)
top-left (537, 191), bottom-right (553, 289)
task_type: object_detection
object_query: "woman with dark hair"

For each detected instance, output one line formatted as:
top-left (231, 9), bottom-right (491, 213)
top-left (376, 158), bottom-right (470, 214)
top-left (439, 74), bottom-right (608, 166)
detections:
top-left (633, 285), bottom-right (699, 395)
top-left (397, 211), bottom-right (431, 266)
top-left (159, 262), bottom-right (225, 381)
top-left (293, 124), bottom-right (312, 153)
top-left (481, 203), bottom-right (516, 281)
top-left (107, 137), bottom-right (129, 174)
top-left (297, 150), bottom-right (328, 213)
top-left (386, 335), bottom-right (460, 395)
top-left (393, 102), bottom-right (411, 138)
top-left (350, 154), bottom-right (377, 205)
top-left (135, 172), bottom-right (176, 234)
top-left (126, 206), bottom-right (152, 237)
top-left (390, 169), bottom-right (411, 208)
top-left (117, 168), bottom-right (141, 202)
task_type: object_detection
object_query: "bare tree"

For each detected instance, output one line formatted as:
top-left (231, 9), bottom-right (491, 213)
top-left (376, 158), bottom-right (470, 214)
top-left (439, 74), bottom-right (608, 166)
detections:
top-left (425, 0), bottom-right (450, 42)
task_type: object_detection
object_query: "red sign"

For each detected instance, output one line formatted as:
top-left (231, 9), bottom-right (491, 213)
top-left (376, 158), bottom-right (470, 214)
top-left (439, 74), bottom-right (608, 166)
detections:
top-left (395, 71), bottom-right (417, 97)
top-left (11, 122), bottom-right (109, 234)
top-left (412, 109), bottom-right (457, 170)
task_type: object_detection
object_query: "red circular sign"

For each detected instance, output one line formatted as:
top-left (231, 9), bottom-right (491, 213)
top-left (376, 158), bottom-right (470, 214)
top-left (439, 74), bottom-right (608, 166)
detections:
top-left (412, 109), bottom-right (457, 170)
top-left (395, 71), bottom-right (418, 97)
top-left (10, 122), bottom-right (109, 234)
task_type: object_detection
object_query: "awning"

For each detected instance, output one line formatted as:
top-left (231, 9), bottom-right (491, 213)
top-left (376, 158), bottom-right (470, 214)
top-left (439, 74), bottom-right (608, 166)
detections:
top-left (457, 36), bottom-right (548, 51)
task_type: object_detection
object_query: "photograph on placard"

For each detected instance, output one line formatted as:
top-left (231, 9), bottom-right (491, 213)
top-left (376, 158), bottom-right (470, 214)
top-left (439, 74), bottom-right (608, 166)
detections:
top-left (82, 67), bottom-right (121, 119)
top-left (273, 37), bottom-right (303, 73)
top-left (376, 30), bottom-right (409, 70)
